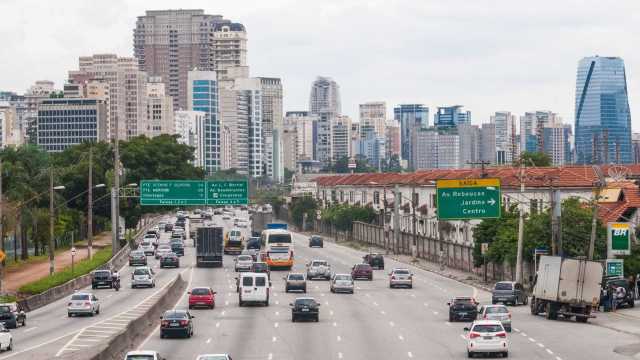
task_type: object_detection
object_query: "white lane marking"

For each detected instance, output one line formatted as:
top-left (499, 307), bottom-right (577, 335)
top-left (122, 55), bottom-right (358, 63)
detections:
top-left (206, 338), bottom-right (212, 344)
top-left (556, 357), bottom-right (563, 360)
top-left (337, 335), bottom-right (342, 342)
top-left (410, 294), bottom-right (416, 298)
top-left (221, 311), bottom-right (226, 316)
top-left (432, 311), bottom-right (439, 315)
top-left (521, 332), bottom-right (527, 337)
top-left (321, 293), bottom-right (325, 297)
top-left (274, 322), bottom-right (279, 328)
top-left (24, 327), bottom-right (38, 333)
top-left (537, 343), bottom-right (544, 348)
top-left (338, 352), bottom-right (343, 359)
top-left (272, 336), bottom-right (277, 342)
top-left (275, 311), bottom-right (280, 316)
top-left (445, 322), bottom-right (451, 326)
top-left (333, 322), bottom-right (337, 327)
top-left (407, 351), bottom-right (413, 358)
top-left (225, 300), bottom-right (229, 306)
top-left (398, 334), bottom-right (404, 341)
top-left (365, 293), bottom-right (370, 297)
top-left (325, 300), bottom-right (329, 305)
top-left (423, 302), bottom-right (429, 307)
top-left (513, 328), bottom-right (520, 332)
top-left (381, 310), bottom-right (386, 315)
top-left (216, 322), bottom-right (221, 328)
top-left (546, 349), bottom-right (554, 355)
top-left (529, 337), bottom-right (536, 342)
top-left (373, 302), bottom-right (379, 306)
top-left (389, 321), bottom-right (395, 327)
top-left (275, 300), bottom-right (279, 305)
top-left (268, 354), bottom-right (273, 360)
top-left (330, 310), bottom-right (334, 316)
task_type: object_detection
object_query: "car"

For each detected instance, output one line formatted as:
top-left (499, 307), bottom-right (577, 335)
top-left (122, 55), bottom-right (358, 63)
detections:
top-left (222, 214), bottom-right (231, 220)
top-left (171, 241), bottom-right (185, 256)
top-left (351, 263), bottom-right (373, 280)
top-left (290, 297), bottom-right (320, 322)
top-left (125, 350), bottom-right (165, 360)
top-left (389, 268), bottom-right (413, 288)
top-left (604, 277), bottom-right (635, 309)
top-left (164, 223), bottom-right (173, 232)
top-left (160, 310), bottom-right (194, 338)
top-left (285, 273), bottom-right (307, 293)
top-left (143, 234), bottom-right (158, 247)
top-left (196, 355), bottom-right (232, 360)
top-left (252, 262), bottom-right (270, 277)
top-left (139, 241), bottom-right (155, 256)
top-left (492, 281), bottom-right (527, 306)
top-left (155, 245), bottom-right (172, 260)
top-left (67, 292), bottom-right (100, 317)
top-left (464, 320), bottom-right (509, 358)
top-left (308, 235), bottom-right (324, 248)
top-left (160, 252), bottom-right (180, 268)
top-left (306, 260), bottom-right (331, 280)
top-left (235, 255), bottom-right (254, 272)
top-left (448, 297), bottom-right (478, 322)
top-left (129, 250), bottom-right (148, 266)
top-left (363, 253), bottom-right (385, 270)
top-left (0, 303), bottom-right (25, 328)
top-left (91, 269), bottom-right (113, 289)
top-left (0, 324), bottom-right (12, 351)
top-left (236, 219), bottom-right (249, 228)
top-left (238, 272), bottom-right (270, 307)
top-left (478, 304), bottom-right (512, 332)
top-left (131, 266), bottom-right (156, 288)
top-left (330, 273), bottom-right (354, 294)
top-left (188, 287), bottom-right (216, 309)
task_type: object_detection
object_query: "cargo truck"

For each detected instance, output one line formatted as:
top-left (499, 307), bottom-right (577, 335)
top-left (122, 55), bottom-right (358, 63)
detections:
top-left (196, 227), bottom-right (224, 267)
top-left (251, 212), bottom-right (273, 237)
top-left (530, 255), bottom-right (603, 323)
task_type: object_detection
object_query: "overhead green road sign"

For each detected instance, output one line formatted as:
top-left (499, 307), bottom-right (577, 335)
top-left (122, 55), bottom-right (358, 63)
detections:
top-left (436, 178), bottom-right (501, 220)
top-left (140, 180), bottom-right (248, 206)
top-left (207, 180), bottom-right (248, 205)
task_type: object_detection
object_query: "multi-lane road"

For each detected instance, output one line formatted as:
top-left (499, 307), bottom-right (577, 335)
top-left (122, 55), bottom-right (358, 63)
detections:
top-left (3, 210), bottom-right (640, 359)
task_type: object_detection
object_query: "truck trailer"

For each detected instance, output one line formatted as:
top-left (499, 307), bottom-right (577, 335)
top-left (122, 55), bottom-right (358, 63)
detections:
top-left (196, 227), bottom-right (224, 267)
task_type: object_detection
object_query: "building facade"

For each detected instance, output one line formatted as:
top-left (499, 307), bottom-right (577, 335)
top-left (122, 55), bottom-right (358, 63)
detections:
top-left (174, 110), bottom-right (205, 168)
top-left (574, 56), bottom-right (633, 164)
top-left (520, 111), bottom-right (562, 153)
top-left (309, 76), bottom-right (341, 115)
top-left (385, 124), bottom-right (401, 159)
top-left (359, 102), bottom-right (386, 139)
top-left (490, 111), bottom-right (517, 165)
top-left (145, 77), bottom-right (174, 137)
top-left (36, 99), bottom-right (107, 152)
top-left (412, 128), bottom-right (460, 170)
top-left (393, 104), bottom-right (429, 168)
top-left (331, 115), bottom-right (352, 161)
top-left (259, 77), bottom-right (283, 180)
top-left (434, 105), bottom-right (470, 128)
top-left (188, 70), bottom-right (220, 174)
top-left (284, 111), bottom-right (315, 162)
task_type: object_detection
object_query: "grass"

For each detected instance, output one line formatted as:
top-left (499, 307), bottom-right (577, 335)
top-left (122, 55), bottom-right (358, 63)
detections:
top-left (17, 246), bottom-right (113, 296)
top-left (0, 295), bottom-right (17, 303)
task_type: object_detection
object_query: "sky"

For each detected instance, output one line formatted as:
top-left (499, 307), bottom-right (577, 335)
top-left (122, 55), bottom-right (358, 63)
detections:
top-left (1, 0), bottom-right (639, 129)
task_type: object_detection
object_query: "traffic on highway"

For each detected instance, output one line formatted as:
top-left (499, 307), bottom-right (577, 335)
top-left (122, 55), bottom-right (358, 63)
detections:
top-left (0, 206), bottom-right (638, 360)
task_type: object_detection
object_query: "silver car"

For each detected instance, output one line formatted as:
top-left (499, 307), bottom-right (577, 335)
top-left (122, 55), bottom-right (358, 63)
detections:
top-left (306, 260), bottom-right (331, 280)
top-left (389, 268), bottom-right (413, 288)
top-left (139, 241), bottom-right (155, 256)
top-left (155, 245), bottom-right (172, 259)
top-left (478, 304), bottom-right (512, 332)
top-left (234, 255), bottom-right (254, 272)
top-left (330, 274), bottom-right (354, 294)
top-left (67, 292), bottom-right (100, 317)
top-left (131, 266), bottom-right (156, 288)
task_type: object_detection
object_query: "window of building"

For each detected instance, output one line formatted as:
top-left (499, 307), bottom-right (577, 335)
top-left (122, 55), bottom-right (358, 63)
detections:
top-left (373, 191), bottom-right (380, 205)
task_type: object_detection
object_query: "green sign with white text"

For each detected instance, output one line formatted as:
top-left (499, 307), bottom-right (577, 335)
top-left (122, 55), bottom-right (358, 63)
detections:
top-left (608, 222), bottom-right (631, 257)
top-left (140, 180), bottom-right (248, 206)
top-left (436, 178), bottom-right (501, 220)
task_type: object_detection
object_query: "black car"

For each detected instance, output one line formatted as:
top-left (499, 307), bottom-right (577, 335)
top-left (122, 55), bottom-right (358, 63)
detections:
top-left (252, 262), bottom-right (270, 277)
top-left (604, 277), bottom-right (635, 309)
top-left (129, 250), bottom-right (148, 266)
top-left (363, 253), bottom-right (384, 270)
top-left (160, 253), bottom-right (180, 268)
top-left (91, 270), bottom-right (113, 289)
top-left (448, 297), bottom-right (478, 322)
top-left (246, 237), bottom-right (261, 251)
top-left (160, 310), bottom-right (194, 338)
top-left (164, 223), bottom-right (173, 232)
top-left (492, 281), bottom-right (528, 306)
top-left (309, 235), bottom-right (324, 248)
top-left (0, 303), bottom-right (26, 328)
top-left (290, 297), bottom-right (320, 322)
top-left (171, 241), bottom-right (185, 256)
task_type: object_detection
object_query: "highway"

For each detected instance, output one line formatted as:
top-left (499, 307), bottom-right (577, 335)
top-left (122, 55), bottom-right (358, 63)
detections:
top-left (3, 209), bottom-right (640, 360)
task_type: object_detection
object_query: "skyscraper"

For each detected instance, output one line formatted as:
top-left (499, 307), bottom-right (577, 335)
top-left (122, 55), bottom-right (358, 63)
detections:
top-left (574, 56), bottom-right (632, 164)
top-left (434, 105), bottom-right (470, 128)
top-left (284, 111), bottom-right (315, 162)
top-left (309, 77), bottom-right (341, 115)
top-left (393, 104), bottom-right (429, 168)
top-left (258, 77), bottom-right (283, 180)
top-left (490, 111), bottom-right (517, 165)
top-left (331, 115), bottom-right (352, 161)
top-left (359, 102), bottom-right (386, 139)
top-left (519, 111), bottom-right (562, 153)
top-left (134, 10), bottom-right (246, 110)
top-left (145, 77), bottom-right (174, 137)
top-left (174, 110), bottom-right (205, 168)
top-left (188, 70), bottom-right (220, 174)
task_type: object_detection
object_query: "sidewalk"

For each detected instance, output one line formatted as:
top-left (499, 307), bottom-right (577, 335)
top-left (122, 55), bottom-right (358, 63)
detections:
top-left (4, 232), bottom-right (112, 293)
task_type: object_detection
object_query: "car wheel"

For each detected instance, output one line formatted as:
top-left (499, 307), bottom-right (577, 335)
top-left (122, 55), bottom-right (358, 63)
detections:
top-left (160, 332), bottom-right (164, 339)
top-left (189, 305), bottom-right (193, 309)
top-left (315, 316), bottom-right (319, 322)
top-left (503, 351), bottom-right (508, 358)
top-left (22, 318), bottom-right (26, 327)
top-left (303, 287), bottom-right (307, 293)
top-left (292, 316), bottom-right (296, 322)
top-left (90, 310), bottom-right (95, 317)
top-left (467, 351), bottom-right (473, 358)
top-left (68, 312), bottom-right (72, 317)
top-left (239, 299), bottom-right (244, 307)
top-left (330, 288), bottom-right (334, 293)
top-left (449, 314), bottom-right (454, 322)
top-left (7, 339), bottom-right (12, 351)
top-left (491, 300), bottom-right (497, 305)
top-left (96, 306), bottom-right (100, 315)
top-left (523, 296), bottom-right (528, 305)
top-left (285, 287), bottom-right (289, 293)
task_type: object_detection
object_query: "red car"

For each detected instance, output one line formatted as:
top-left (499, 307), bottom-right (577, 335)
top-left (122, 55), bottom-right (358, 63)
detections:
top-left (188, 287), bottom-right (216, 309)
top-left (351, 263), bottom-right (373, 280)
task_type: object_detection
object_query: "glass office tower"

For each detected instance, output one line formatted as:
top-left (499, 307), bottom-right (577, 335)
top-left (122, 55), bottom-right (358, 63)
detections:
top-left (575, 56), bottom-right (632, 164)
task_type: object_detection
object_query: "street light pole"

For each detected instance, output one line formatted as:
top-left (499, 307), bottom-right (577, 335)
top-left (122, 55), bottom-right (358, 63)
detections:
top-left (515, 160), bottom-right (525, 284)
top-left (394, 184), bottom-right (400, 255)
top-left (88, 146), bottom-right (93, 259)
top-left (49, 168), bottom-right (55, 275)
top-left (412, 185), bottom-right (417, 260)
top-left (112, 122), bottom-right (121, 256)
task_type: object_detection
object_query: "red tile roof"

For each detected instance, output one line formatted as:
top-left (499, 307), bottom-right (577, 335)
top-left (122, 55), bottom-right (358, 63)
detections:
top-left (597, 181), bottom-right (640, 223)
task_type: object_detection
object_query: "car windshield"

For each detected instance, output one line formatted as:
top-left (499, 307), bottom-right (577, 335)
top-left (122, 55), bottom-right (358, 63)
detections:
top-left (230, 231), bottom-right (241, 236)
top-left (141, 242), bottom-right (150, 247)
top-left (335, 275), bottom-right (351, 281)
top-left (453, 298), bottom-right (474, 305)
top-left (269, 234), bottom-right (291, 244)
top-left (494, 283), bottom-right (513, 290)
top-left (158, 245), bottom-right (171, 250)
top-left (191, 288), bottom-right (211, 295)
top-left (472, 324), bottom-right (504, 333)
top-left (356, 264), bottom-right (371, 270)
top-left (71, 294), bottom-right (90, 301)
top-left (94, 271), bottom-right (110, 276)
top-left (164, 311), bottom-right (187, 319)
top-left (312, 261), bottom-right (328, 266)
top-left (172, 243), bottom-right (183, 248)
top-left (0, 306), bottom-right (11, 313)
top-left (238, 255), bottom-right (252, 261)
top-left (295, 299), bottom-right (316, 306)
top-left (254, 263), bottom-right (268, 271)
top-left (131, 251), bottom-right (144, 256)
top-left (394, 269), bottom-right (410, 275)
top-left (197, 356), bottom-right (228, 360)
top-left (126, 356), bottom-right (155, 360)
top-left (134, 269), bottom-right (150, 276)
top-left (486, 307), bottom-right (509, 314)
top-left (289, 274), bottom-right (304, 280)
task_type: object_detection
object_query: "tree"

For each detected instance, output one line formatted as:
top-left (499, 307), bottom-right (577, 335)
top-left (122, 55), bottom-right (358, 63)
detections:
top-left (382, 155), bottom-right (402, 173)
top-left (290, 196), bottom-right (317, 229)
top-left (515, 151), bottom-right (552, 167)
top-left (284, 168), bottom-right (295, 184)
top-left (321, 203), bottom-right (377, 232)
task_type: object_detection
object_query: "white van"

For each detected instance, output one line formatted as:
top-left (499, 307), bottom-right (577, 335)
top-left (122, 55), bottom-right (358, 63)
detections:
top-left (238, 272), bottom-right (270, 307)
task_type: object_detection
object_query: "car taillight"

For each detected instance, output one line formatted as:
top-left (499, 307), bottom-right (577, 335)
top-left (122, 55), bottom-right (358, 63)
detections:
top-left (391, 276), bottom-right (396, 280)
top-left (68, 302), bottom-right (72, 306)
top-left (469, 332), bottom-right (481, 339)
top-left (84, 302), bottom-right (91, 307)
top-left (180, 320), bottom-right (188, 326)
top-left (496, 332), bottom-right (507, 338)
top-left (483, 315), bottom-right (488, 319)
top-left (508, 313), bottom-right (511, 319)
top-left (161, 320), bottom-right (168, 327)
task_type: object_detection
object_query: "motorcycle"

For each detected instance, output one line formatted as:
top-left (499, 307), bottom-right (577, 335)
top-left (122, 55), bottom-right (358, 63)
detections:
top-left (113, 277), bottom-right (121, 291)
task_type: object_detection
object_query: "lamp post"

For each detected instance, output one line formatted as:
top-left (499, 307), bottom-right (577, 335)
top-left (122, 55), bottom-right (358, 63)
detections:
top-left (49, 168), bottom-right (65, 275)
top-left (87, 180), bottom-right (105, 260)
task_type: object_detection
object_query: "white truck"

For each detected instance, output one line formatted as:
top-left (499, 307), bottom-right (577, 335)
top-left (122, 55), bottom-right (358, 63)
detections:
top-left (530, 256), bottom-right (603, 323)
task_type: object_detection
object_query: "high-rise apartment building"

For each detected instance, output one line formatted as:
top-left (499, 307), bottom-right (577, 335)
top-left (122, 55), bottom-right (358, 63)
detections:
top-left (633, 133), bottom-right (640, 164)
top-left (359, 102), bottom-right (386, 138)
top-left (134, 10), bottom-right (246, 109)
top-left (36, 99), bottom-right (107, 152)
top-left (174, 110), bottom-right (205, 168)
top-left (331, 115), bottom-right (352, 161)
top-left (258, 77), bottom-right (283, 180)
top-left (281, 126), bottom-right (298, 172)
top-left (24, 80), bottom-right (56, 144)
top-left (0, 102), bottom-right (21, 147)
top-left (434, 105), bottom-right (470, 128)
top-left (145, 77), bottom-right (174, 137)
top-left (359, 135), bottom-right (386, 170)
top-left (233, 78), bottom-right (263, 177)
top-left (393, 104), bottom-right (429, 168)
top-left (456, 123), bottom-right (480, 167)
top-left (542, 124), bottom-right (572, 166)
top-left (188, 70), bottom-right (220, 174)
top-left (385, 124), bottom-right (401, 159)
top-left (351, 122), bottom-right (361, 158)
top-left (574, 56), bottom-right (632, 164)
top-left (520, 111), bottom-right (562, 153)
top-left (284, 111), bottom-right (315, 162)
top-left (479, 123), bottom-right (496, 165)
top-left (490, 111), bottom-right (517, 165)
top-left (411, 128), bottom-right (460, 170)
top-left (309, 77), bottom-right (341, 115)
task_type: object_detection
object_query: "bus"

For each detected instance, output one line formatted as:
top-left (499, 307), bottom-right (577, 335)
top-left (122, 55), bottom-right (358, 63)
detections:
top-left (260, 229), bottom-right (293, 269)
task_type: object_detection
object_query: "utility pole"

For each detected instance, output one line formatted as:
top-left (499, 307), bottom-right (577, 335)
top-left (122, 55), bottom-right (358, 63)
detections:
top-left (112, 121), bottom-right (121, 255)
top-left (467, 160), bottom-right (491, 178)
top-left (412, 185), bottom-right (418, 260)
top-left (393, 184), bottom-right (400, 255)
top-left (588, 185), bottom-right (602, 260)
top-left (87, 146), bottom-right (93, 259)
top-left (547, 177), bottom-right (562, 256)
top-left (49, 168), bottom-right (55, 275)
top-left (515, 160), bottom-right (525, 284)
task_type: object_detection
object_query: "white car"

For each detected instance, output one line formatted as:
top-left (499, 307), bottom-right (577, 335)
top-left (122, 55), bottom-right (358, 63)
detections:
top-left (234, 255), bottom-right (254, 272)
top-left (155, 245), bottom-right (172, 260)
top-left (131, 266), bottom-right (156, 288)
top-left (125, 350), bottom-right (165, 360)
top-left (389, 268), bottom-right (413, 288)
top-left (238, 273), bottom-right (270, 307)
top-left (0, 324), bottom-right (11, 351)
top-left (138, 241), bottom-right (155, 256)
top-left (68, 292), bottom-right (100, 317)
top-left (196, 355), bottom-right (232, 360)
top-left (465, 320), bottom-right (509, 358)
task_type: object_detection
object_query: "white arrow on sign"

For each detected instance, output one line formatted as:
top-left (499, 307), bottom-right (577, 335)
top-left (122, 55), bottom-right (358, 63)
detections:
top-left (487, 198), bottom-right (496, 206)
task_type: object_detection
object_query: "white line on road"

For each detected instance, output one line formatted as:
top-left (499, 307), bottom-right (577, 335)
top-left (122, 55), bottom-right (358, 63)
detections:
top-left (206, 338), bottom-right (212, 344)
top-left (381, 310), bottom-right (386, 315)
top-left (521, 332), bottom-right (527, 337)
top-left (537, 343), bottom-right (544, 348)
top-left (423, 302), bottom-right (429, 307)
top-left (398, 334), bottom-right (404, 341)
top-left (338, 352), bottom-right (343, 359)
top-left (333, 322), bottom-right (337, 327)
top-left (272, 336), bottom-right (277, 342)
top-left (24, 327), bottom-right (38, 333)
top-left (513, 328), bottom-right (520, 332)
top-left (445, 322), bottom-right (451, 326)
top-left (275, 300), bottom-right (279, 305)
top-left (459, 334), bottom-right (466, 340)
top-left (221, 311), bottom-right (226, 316)
top-left (556, 357), bottom-right (563, 360)
top-left (330, 310), bottom-right (334, 316)
top-left (529, 337), bottom-right (536, 342)
top-left (407, 351), bottom-right (413, 358)
top-left (337, 335), bottom-right (342, 342)
top-left (225, 300), bottom-right (229, 306)
top-left (432, 311), bottom-right (439, 315)
top-left (373, 302), bottom-right (379, 306)
top-left (274, 322), bottom-right (279, 328)
top-left (275, 311), bottom-right (280, 316)
top-left (389, 321), bottom-right (395, 327)
top-left (546, 349), bottom-right (554, 355)
top-left (216, 322), bottom-right (220, 328)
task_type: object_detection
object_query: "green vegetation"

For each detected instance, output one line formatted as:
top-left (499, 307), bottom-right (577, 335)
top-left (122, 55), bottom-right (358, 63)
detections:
top-left (0, 295), bottom-right (17, 303)
top-left (327, 155), bottom-right (376, 173)
top-left (290, 196), bottom-right (318, 228)
top-left (321, 203), bottom-right (377, 231)
top-left (514, 151), bottom-right (552, 167)
top-left (18, 246), bottom-right (113, 295)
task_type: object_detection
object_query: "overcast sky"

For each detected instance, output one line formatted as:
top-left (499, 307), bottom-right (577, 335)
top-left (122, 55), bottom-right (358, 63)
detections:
top-left (2, 0), bottom-right (639, 129)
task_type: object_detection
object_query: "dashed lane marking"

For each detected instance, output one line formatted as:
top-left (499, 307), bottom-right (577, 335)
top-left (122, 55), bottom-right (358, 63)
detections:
top-left (537, 343), bottom-right (544, 348)
top-left (333, 322), bottom-right (337, 327)
top-left (381, 310), bottom-right (386, 315)
top-left (529, 337), bottom-right (536, 342)
top-left (274, 322), bottom-right (279, 328)
top-left (546, 349), bottom-right (554, 355)
top-left (272, 336), bottom-right (277, 342)
top-left (398, 334), bottom-right (404, 341)
top-left (389, 321), bottom-right (395, 327)
top-left (216, 322), bottom-right (221, 328)
top-left (24, 327), bottom-right (38, 333)
top-left (459, 334), bottom-right (466, 340)
top-left (445, 322), bottom-right (451, 326)
top-left (408, 351), bottom-right (413, 358)
top-left (268, 353), bottom-right (273, 360)
top-left (337, 335), bottom-right (342, 342)
top-left (338, 352), bottom-right (343, 359)
top-left (513, 328), bottom-right (520, 332)
top-left (206, 338), bottom-right (212, 344)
